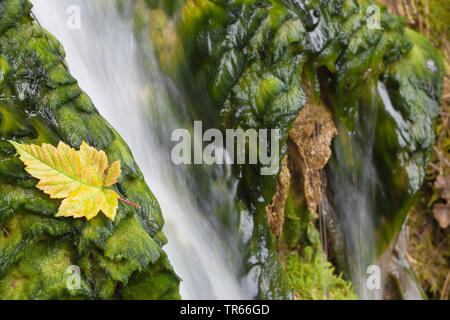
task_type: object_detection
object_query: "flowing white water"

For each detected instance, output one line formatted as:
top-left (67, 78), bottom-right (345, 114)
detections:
top-left (32, 0), bottom-right (253, 299)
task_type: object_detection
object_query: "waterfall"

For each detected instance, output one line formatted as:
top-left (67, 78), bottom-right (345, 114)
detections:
top-left (31, 0), bottom-right (254, 299)
top-left (324, 80), bottom-right (382, 299)
top-left (323, 81), bottom-right (424, 300)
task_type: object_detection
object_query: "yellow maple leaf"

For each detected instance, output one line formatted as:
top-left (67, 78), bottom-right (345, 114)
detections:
top-left (9, 140), bottom-right (125, 221)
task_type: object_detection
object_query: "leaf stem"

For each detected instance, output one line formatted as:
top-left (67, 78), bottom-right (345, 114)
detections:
top-left (118, 197), bottom-right (141, 208)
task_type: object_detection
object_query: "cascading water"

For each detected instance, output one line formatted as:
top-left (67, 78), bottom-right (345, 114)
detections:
top-left (325, 80), bottom-right (382, 300)
top-left (31, 0), bottom-right (254, 299)
top-left (324, 81), bottom-right (424, 300)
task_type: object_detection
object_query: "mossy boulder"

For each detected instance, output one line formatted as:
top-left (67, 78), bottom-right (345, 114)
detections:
top-left (0, 0), bottom-right (180, 299)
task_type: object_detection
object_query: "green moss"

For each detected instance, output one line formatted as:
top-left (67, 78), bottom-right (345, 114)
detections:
top-left (282, 193), bottom-right (310, 248)
top-left (285, 248), bottom-right (357, 300)
top-left (281, 190), bottom-right (357, 300)
top-left (101, 215), bottom-right (162, 283)
top-left (0, 239), bottom-right (94, 300)
top-left (120, 253), bottom-right (181, 300)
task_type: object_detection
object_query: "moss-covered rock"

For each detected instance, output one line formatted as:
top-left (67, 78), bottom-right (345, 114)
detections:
top-left (373, 28), bottom-right (444, 249)
top-left (134, 0), bottom-right (442, 298)
top-left (0, 0), bottom-right (180, 299)
top-left (134, 0), bottom-right (443, 299)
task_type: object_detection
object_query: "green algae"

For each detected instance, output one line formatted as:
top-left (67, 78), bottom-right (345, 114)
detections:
top-left (0, 0), bottom-right (180, 299)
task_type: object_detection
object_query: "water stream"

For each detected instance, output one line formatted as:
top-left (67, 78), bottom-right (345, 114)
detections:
top-left (324, 81), bottom-right (424, 300)
top-left (324, 80), bottom-right (382, 299)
